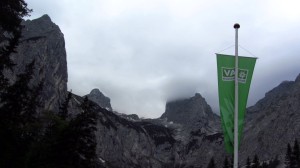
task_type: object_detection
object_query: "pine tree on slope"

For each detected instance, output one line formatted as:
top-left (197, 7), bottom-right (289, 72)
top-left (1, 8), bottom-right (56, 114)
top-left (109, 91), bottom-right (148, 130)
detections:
top-left (252, 154), bottom-right (260, 168)
top-left (285, 143), bottom-right (292, 168)
top-left (207, 157), bottom-right (216, 168)
top-left (246, 156), bottom-right (251, 168)
top-left (223, 157), bottom-right (230, 168)
top-left (292, 139), bottom-right (300, 168)
top-left (0, 0), bottom-right (32, 91)
top-left (0, 60), bottom-right (43, 168)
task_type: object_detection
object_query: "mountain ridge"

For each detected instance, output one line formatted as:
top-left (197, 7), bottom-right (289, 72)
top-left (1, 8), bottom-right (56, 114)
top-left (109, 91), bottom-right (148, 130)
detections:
top-left (14, 15), bottom-right (300, 168)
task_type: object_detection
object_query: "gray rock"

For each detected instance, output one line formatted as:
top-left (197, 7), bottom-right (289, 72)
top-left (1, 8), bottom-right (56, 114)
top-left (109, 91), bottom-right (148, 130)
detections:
top-left (86, 88), bottom-right (112, 111)
top-left (240, 73), bottom-right (300, 164)
top-left (11, 14), bottom-right (300, 168)
top-left (7, 14), bottom-right (68, 112)
top-left (161, 93), bottom-right (221, 133)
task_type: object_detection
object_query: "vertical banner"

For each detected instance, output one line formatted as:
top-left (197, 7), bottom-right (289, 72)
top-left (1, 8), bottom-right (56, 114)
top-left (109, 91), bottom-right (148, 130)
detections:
top-left (217, 54), bottom-right (256, 153)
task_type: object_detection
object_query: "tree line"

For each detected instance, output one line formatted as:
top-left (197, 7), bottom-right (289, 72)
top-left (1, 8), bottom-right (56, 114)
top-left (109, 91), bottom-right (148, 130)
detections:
top-left (206, 139), bottom-right (300, 168)
top-left (0, 1), bottom-right (99, 168)
top-left (206, 155), bottom-right (279, 168)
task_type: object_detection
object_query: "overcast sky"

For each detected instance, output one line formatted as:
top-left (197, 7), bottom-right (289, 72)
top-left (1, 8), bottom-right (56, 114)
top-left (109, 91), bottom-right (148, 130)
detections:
top-left (26, 0), bottom-right (300, 118)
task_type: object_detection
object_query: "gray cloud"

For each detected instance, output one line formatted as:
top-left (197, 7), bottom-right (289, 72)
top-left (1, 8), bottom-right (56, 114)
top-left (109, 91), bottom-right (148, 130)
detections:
top-left (26, 0), bottom-right (300, 118)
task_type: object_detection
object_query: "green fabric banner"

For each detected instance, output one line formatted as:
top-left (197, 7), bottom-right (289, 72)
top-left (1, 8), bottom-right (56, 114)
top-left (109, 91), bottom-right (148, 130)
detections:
top-left (216, 54), bottom-right (256, 153)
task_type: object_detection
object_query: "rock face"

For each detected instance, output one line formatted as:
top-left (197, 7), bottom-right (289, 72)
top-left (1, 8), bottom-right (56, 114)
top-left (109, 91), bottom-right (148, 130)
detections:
top-left (8, 14), bottom-right (68, 111)
top-left (86, 88), bottom-right (112, 111)
top-left (89, 74), bottom-right (300, 167)
top-left (161, 93), bottom-right (220, 133)
top-left (240, 74), bottom-right (300, 163)
top-left (87, 93), bottom-right (226, 168)
top-left (160, 93), bottom-right (225, 167)
top-left (69, 94), bottom-right (178, 168)
top-left (12, 14), bottom-right (300, 168)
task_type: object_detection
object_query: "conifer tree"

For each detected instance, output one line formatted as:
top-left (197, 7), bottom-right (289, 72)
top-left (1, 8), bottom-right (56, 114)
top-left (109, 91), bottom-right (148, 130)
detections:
top-left (252, 154), bottom-right (260, 168)
top-left (0, 2), bottom-right (33, 166)
top-left (207, 157), bottom-right (216, 168)
top-left (292, 139), bottom-right (300, 168)
top-left (0, 60), bottom-right (43, 168)
top-left (246, 156), bottom-right (251, 168)
top-left (261, 162), bottom-right (268, 168)
top-left (69, 96), bottom-right (98, 168)
top-left (26, 91), bottom-right (72, 168)
top-left (286, 143), bottom-right (292, 168)
top-left (0, 0), bottom-right (32, 91)
top-left (269, 156), bottom-right (280, 168)
top-left (223, 157), bottom-right (230, 168)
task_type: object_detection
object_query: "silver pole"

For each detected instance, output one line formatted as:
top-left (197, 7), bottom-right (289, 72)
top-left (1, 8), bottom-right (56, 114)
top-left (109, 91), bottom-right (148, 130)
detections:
top-left (233, 23), bottom-right (240, 168)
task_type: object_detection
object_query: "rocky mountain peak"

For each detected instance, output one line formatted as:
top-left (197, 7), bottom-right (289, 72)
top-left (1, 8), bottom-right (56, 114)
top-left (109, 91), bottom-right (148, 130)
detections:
top-left (241, 73), bottom-right (300, 163)
top-left (160, 93), bottom-right (220, 131)
top-left (247, 73), bottom-right (300, 115)
top-left (90, 88), bottom-right (105, 96)
top-left (86, 88), bottom-right (112, 111)
top-left (22, 14), bottom-right (61, 40)
top-left (296, 73), bottom-right (300, 83)
top-left (8, 15), bottom-right (68, 111)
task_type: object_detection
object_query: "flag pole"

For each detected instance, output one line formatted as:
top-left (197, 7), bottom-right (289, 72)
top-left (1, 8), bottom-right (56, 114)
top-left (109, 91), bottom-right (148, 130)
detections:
top-left (233, 23), bottom-right (240, 168)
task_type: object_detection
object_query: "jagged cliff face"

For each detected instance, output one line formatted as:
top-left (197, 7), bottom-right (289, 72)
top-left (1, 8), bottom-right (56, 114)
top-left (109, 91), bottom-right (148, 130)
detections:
top-left (15, 15), bottom-right (300, 168)
top-left (70, 93), bottom-right (226, 168)
top-left (240, 74), bottom-right (300, 163)
top-left (86, 88), bottom-right (112, 111)
top-left (161, 93), bottom-right (220, 133)
top-left (68, 94), bottom-right (178, 168)
top-left (8, 15), bottom-right (67, 111)
top-left (160, 93), bottom-right (225, 167)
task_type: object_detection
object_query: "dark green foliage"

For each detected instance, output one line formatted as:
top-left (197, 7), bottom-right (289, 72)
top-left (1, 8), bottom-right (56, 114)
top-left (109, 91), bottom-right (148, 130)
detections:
top-left (269, 156), bottom-right (280, 168)
top-left (67, 96), bottom-right (98, 168)
top-left (252, 154), bottom-right (260, 168)
top-left (285, 139), bottom-right (300, 168)
top-left (0, 0), bottom-right (31, 31)
top-left (286, 143), bottom-right (293, 168)
top-left (293, 139), bottom-right (300, 167)
top-left (0, 1), bottom-right (98, 167)
top-left (27, 97), bottom-right (98, 168)
top-left (261, 162), bottom-right (268, 168)
top-left (245, 155), bottom-right (280, 168)
top-left (207, 157), bottom-right (216, 168)
top-left (246, 157), bottom-right (251, 168)
top-left (0, 0), bottom-right (32, 90)
top-left (0, 61), bottom-right (43, 168)
top-left (25, 111), bottom-right (70, 168)
top-left (223, 157), bottom-right (230, 168)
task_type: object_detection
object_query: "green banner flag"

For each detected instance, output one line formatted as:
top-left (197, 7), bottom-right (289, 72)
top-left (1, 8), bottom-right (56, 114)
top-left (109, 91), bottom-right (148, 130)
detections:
top-left (216, 54), bottom-right (256, 153)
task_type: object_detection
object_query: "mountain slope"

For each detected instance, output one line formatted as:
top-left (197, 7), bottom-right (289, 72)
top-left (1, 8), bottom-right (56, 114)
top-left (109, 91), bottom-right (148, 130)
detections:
top-left (7, 14), bottom-right (68, 111)
top-left (240, 74), bottom-right (300, 163)
top-left (86, 88), bottom-right (112, 111)
top-left (16, 15), bottom-right (300, 168)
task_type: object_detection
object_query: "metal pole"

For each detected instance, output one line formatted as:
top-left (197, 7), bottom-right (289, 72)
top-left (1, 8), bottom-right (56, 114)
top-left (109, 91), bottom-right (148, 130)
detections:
top-left (233, 23), bottom-right (240, 168)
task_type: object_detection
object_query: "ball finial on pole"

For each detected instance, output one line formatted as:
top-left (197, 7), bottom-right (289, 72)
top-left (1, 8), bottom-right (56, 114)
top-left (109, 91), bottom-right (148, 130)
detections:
top-left (234, 23), bottom-right (240, 29)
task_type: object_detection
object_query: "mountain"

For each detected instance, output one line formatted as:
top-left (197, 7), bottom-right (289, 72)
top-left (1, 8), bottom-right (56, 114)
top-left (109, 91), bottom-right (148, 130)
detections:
top-left (13, 15), bottom-right (300, 167)
top-left (86, 88), bottom-right (112, 111)
top-left (240, 74), bottom-right (300, 163)
top-left (161, 93), bottom-right (220, 133)
top-left (7, 14), bottom-right (68, 111)
top-left (70, 92), bottom-right (226, 168)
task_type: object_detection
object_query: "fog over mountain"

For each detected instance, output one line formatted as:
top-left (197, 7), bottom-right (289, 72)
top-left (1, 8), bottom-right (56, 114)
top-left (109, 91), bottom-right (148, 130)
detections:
top-left (26, 0), bottom-right (300, 118)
